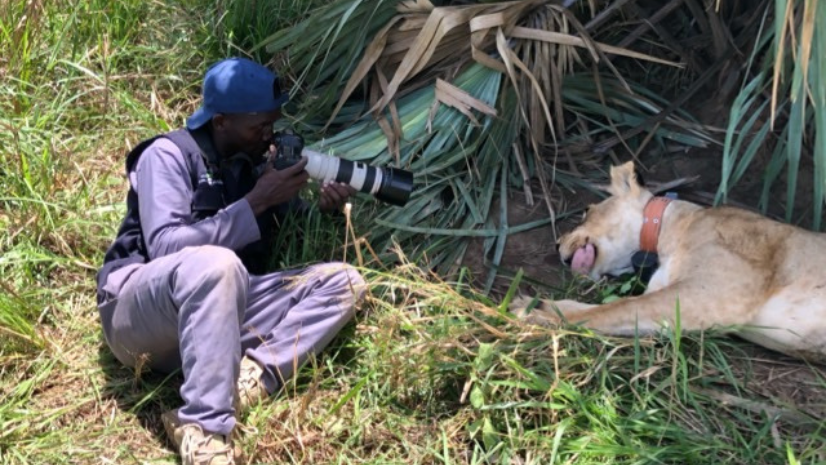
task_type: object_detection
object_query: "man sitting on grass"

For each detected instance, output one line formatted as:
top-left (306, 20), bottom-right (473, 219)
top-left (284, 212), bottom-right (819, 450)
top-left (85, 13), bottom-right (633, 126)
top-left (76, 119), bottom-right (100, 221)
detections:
top-left (95, 57), bottom-right (364, 465)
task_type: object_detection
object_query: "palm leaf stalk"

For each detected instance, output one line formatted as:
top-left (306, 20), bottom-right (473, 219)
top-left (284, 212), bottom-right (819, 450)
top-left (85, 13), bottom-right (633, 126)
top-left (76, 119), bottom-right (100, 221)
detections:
top-left (259, 0), bottom-right (713, 283)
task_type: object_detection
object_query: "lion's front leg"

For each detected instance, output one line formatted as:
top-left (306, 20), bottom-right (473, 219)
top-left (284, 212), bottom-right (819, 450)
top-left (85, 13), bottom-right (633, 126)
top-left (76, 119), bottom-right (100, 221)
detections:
top-left (512, 283), bottom-right (740, 337)
top-left (555, 284), bottom-right (740, 336)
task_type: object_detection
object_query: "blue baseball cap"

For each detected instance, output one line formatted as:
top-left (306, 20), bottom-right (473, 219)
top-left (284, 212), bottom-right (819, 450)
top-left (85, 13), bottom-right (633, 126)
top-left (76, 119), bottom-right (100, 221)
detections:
top-left (186, 57), bottom-right (289, 129)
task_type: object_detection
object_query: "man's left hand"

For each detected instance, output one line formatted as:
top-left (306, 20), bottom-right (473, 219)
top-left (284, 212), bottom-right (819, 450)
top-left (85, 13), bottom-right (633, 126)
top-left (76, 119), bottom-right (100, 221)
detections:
top-left (319, 182), bottom-right (357, 213)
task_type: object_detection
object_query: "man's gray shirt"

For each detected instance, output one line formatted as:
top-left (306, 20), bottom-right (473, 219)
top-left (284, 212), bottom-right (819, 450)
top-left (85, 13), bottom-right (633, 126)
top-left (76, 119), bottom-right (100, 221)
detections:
top-left (101, 138), bottom-right (261, 298)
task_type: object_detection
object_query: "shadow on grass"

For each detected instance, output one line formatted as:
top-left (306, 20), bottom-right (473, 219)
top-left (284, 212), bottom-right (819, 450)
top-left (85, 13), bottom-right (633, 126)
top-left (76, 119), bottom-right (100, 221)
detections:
top-left (94, 318), bottom-right (365, 453)
top-left (96, 338), bottom-right (182, 452)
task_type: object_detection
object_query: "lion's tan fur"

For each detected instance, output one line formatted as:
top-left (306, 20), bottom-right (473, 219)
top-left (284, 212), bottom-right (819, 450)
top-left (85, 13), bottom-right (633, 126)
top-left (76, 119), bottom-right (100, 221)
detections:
top-left (512, 162), bottom-right (826, 362)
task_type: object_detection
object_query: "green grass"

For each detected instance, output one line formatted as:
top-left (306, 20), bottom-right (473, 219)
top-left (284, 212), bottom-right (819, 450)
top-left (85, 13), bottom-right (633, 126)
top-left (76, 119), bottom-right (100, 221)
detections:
top-left (2, 1), bottom-right (826, 464)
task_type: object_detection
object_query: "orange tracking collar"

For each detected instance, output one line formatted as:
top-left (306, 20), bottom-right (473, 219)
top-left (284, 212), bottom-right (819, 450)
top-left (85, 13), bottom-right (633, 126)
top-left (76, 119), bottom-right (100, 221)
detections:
top-left (640, 196), bottom-right (673, 253)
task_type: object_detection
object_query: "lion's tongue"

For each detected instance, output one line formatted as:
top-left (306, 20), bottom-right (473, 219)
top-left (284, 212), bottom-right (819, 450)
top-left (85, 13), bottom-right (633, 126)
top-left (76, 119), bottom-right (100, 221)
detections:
top-left (571, 244), bottom-right (595, 275)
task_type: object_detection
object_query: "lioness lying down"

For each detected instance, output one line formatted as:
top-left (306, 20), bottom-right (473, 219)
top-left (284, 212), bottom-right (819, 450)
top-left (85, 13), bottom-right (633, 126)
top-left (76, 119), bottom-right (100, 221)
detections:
top-left (511, 162), bottom-right (826, 362)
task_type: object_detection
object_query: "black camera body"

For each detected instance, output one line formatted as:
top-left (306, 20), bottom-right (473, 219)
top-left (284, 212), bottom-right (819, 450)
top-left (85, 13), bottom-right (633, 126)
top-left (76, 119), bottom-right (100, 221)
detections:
top-left (271, 130), bottom-right (305, 170)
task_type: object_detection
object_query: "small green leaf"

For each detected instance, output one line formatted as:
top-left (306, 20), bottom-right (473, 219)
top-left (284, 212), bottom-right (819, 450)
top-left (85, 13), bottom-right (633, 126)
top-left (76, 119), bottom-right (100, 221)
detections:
top-left (620, 280), bottom-right (633, 294)
top-left (482, 417), bottom-right (499, 451)
top-left (470, 385), bottom-right (485, 409)
top-left (467, 418), bottom-right (483, 439)
top-left (475, 342), bottom-right (496, 372)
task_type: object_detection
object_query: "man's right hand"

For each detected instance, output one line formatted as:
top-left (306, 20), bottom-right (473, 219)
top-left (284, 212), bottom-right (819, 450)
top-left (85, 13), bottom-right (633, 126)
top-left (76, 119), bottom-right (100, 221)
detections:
top-left (244, 155), bottom-right (309, 216)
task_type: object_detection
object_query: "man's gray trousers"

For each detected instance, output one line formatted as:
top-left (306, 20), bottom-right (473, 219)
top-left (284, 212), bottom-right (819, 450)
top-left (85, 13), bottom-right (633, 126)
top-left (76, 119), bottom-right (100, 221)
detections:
top-left (98, 245), bottom-right (364, 435)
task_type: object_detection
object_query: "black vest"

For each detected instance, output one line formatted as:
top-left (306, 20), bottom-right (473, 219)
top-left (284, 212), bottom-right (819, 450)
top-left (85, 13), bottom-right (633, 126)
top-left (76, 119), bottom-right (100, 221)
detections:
top-left (96, 128), bottom-right (292, 304)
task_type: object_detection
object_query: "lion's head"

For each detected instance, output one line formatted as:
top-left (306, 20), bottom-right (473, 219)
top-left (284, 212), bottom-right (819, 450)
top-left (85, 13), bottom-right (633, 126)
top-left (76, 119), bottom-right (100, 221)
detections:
top-left (558, 162), bottom-right (653, 280)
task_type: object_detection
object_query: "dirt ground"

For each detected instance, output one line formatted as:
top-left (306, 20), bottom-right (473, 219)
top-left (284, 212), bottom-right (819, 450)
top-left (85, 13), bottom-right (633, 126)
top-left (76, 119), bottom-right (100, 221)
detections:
top-left (709, 343), bottom-right (826, 426)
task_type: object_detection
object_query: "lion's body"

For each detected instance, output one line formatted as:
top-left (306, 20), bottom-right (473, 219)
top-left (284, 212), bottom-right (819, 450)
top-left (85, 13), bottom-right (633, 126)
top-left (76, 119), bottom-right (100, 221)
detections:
top-left (513, 163), bottom-right (826, 362)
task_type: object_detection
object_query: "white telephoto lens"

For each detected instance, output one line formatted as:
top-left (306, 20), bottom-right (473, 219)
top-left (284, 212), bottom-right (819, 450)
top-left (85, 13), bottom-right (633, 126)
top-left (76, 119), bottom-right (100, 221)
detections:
top-left (302, 148), bottom-right (384, 194)
top-left (302, 149), bottom-right (340, 183)
top-left (299, 147), bottom-right (414, 207)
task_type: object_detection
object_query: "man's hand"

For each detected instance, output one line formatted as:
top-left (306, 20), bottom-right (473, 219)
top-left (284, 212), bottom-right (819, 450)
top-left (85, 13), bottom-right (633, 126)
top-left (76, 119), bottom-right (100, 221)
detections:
top-left (319, 182), bottom-right (357, 213)
top-left (244, 154), bottom-right (309, 216)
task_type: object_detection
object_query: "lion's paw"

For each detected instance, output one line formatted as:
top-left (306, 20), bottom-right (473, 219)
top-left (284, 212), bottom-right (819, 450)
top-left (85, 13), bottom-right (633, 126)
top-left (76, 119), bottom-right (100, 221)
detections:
top-left (508, 295), bottom-right (537, 320)
top-left (508, 295), bottom-right (563, 326)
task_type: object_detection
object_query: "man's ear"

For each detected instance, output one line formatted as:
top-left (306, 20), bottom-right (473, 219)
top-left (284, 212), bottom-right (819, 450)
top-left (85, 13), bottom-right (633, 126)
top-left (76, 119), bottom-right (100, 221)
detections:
top-left (211, 113), bottom-right (227, 132)
top-left (609, 161), bottom-right (641, 197)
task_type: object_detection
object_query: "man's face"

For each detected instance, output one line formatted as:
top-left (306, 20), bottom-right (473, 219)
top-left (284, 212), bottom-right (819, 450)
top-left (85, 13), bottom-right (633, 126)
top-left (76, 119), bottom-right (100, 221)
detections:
top-left (214, 110), bottom-right (282, 157)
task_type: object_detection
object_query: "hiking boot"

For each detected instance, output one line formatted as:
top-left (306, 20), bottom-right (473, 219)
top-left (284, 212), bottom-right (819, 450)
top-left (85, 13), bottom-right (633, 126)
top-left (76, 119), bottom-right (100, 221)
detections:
top-left (235, 356), bottom-right (268, 412)
top-left (161, 410), bottom-right (235, 465)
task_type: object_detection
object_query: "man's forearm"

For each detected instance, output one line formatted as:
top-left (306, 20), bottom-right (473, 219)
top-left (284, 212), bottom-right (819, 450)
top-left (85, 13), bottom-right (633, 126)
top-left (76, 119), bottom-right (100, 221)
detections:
top-left (144, 198), bottom-right (261, 259)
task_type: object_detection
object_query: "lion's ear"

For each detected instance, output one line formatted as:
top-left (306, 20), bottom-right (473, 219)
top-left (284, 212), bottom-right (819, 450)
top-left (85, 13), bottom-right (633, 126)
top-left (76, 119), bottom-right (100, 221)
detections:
top-left (609, 161), bottom-right (641, 197)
